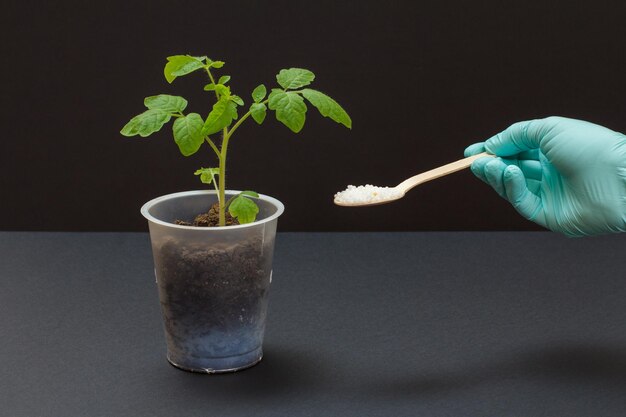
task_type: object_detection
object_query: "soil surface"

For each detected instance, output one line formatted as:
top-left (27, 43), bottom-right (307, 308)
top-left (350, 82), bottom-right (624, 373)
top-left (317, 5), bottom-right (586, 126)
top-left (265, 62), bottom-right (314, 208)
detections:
top-left (175, 203), bottom-right (240, 227)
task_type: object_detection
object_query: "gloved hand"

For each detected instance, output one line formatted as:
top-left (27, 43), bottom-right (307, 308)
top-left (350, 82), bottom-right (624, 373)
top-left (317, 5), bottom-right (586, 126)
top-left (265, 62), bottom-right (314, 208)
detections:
top-left (465, 116), bottom-right (626, 237)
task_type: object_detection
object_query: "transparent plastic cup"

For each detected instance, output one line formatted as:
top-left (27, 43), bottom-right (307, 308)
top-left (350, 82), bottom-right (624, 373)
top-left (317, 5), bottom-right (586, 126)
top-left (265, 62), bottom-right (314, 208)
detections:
top-left (141, 190), bottom-right (284, 373)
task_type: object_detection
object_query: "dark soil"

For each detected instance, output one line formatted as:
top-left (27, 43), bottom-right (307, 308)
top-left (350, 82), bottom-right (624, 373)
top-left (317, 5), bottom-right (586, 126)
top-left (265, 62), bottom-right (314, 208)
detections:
top-left (155, 234), bottom-right (272, 349)
top-left (175, 203), bottom-right (240, 227)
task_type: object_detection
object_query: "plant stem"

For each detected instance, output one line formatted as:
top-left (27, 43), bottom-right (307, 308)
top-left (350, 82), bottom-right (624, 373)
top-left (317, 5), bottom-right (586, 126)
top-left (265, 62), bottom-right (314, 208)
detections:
top-left (206, 68), bottom-right (220, 101)
top-left (215, 98), bottom-right (271, 225)
top-left (207, 68), bottom-right (269, 225)
top-left (218, 129), bottom-right (229, 226)
top-left (209, 170), bottom-right (220, 195)
top-left (223, 112), bottom-right (251, 141)
top-left (205, 66), bottom-right (225, 224)
top-left (205, 137), bottom-right (221, 159)
top-left (223, 98), bottom-right (268, 142)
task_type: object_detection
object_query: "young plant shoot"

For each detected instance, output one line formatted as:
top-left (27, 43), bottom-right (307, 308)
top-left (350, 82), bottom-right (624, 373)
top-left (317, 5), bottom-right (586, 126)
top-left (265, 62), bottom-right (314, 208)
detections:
top-left (121, 55), bottom-right (351, 226)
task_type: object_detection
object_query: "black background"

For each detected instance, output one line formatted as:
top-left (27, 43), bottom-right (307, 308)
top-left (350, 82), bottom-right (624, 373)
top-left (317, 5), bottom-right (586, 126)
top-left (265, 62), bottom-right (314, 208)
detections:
top-left (3, 0), bottom-right (626, 232)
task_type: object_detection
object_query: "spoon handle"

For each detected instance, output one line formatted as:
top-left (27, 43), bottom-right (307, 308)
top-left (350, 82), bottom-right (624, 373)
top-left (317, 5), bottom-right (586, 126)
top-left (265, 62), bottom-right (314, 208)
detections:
top-left (397, 152), bottom-right (493, 193)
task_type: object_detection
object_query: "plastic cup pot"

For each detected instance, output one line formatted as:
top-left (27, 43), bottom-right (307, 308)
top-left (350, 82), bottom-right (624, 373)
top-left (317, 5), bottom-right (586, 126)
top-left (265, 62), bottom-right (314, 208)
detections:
top-left (141, 190), bottom-right (284, 373)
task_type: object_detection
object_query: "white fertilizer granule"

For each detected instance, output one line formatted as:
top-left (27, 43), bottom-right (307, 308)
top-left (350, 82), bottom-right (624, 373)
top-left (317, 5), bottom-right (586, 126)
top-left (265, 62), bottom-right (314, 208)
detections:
top-left (334, 185), bottom-right (402, 204)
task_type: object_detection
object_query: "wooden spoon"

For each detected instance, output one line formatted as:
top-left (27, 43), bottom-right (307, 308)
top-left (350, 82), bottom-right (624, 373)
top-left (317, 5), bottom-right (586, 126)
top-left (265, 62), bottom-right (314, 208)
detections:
top-left (334, 152), bottom-right (493, 207)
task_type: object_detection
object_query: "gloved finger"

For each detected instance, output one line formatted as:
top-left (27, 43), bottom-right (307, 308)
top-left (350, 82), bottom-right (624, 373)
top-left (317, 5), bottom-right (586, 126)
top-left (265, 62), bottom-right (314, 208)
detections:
top-left (526, 178), bottom-right (542, 196)
top-left (503, 165), bottom-right (546, 226)
top-left (517, 160), bottom-right (542, 180)
top-left (518, 149), bottom-right (540, 161)
top-left (500, 158), bottom-right (542, 181)
top-left (484, 119), bottom-right (546, 157)
top-left (469, 156), bottom-right (492, 184)
top-left (464, 142), bottom-right (486, 157)
top-left (484, 158), bottom-right (509, 198)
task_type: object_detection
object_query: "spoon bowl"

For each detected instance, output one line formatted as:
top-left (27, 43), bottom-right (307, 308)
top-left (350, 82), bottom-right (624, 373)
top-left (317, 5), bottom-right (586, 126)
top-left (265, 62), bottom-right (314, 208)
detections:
top-left (333, 191), bottom-right (405, 207)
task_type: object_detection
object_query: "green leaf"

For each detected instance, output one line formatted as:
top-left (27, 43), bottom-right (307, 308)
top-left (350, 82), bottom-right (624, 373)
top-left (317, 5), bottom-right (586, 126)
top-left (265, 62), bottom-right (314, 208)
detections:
top-left (204, 83), bottom-right (231, 96)
top-left (194, 167), bottom-right (219, 185)
top-left (252, 84), bottom-right (266, 103)
top-left (250, 102), bottom-right (267, 125)
top-left (121, 119), bottom-right (140, 136)
top-left (218, 75), bottom-right (231, 84)
top-left (276, 68), bottom-right (315, 90)
top-left (229, 194), bottom-right (259, 224)
top-left (301, 89), bottom-right (352, 129)
top-left (210, 61), bottom-right (225, 68)
top-left (240, 190), bottom-right (259, 198)
top-left (202, 97), bottom-right (238, 135)
top-left (120, 109), bottom-right (171, 137)
top-left (215, 84), bottom-right (231, 97)
top-left (144, 95), bottom-right (188, 113)
top-left (172, 113), bottom-right (205, 156)
top-left (231, 95), bottom-right (244, 106)
top-left (164, 55), bottom-right (206, 83)
top-left (268, 90), bottom-right (307, 133)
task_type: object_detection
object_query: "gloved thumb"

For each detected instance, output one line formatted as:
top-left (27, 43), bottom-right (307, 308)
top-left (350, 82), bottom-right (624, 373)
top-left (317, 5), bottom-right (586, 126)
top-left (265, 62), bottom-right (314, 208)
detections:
top-left (503, 165), bottom-right (545, 226)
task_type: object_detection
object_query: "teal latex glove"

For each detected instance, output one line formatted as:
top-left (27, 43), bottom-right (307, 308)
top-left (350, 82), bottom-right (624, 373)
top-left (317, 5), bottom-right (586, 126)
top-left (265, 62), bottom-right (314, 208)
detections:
top-left (465, 116), bottom-right (626, 237)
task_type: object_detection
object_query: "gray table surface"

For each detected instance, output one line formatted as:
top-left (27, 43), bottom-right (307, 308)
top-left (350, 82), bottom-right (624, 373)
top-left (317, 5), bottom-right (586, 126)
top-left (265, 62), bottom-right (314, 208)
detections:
top-left (1, 231), bottom-right (625, 417)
